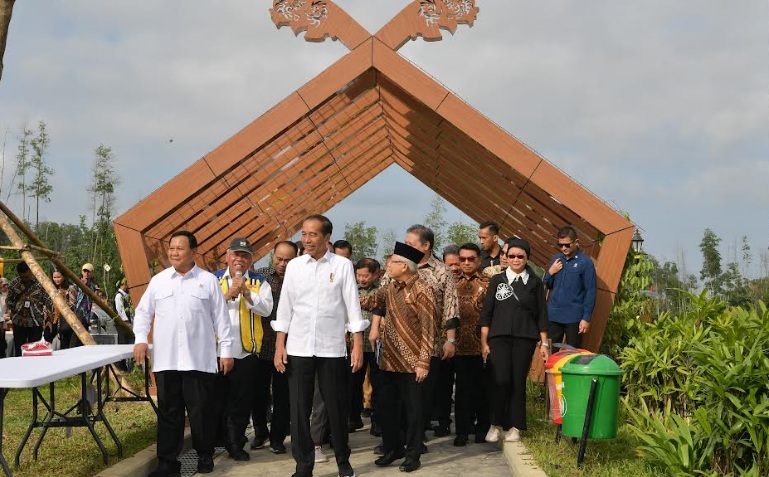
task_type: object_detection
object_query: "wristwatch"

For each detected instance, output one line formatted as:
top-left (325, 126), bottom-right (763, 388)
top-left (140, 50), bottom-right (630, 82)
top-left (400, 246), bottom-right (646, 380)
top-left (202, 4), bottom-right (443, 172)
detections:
top-left (540, 342), bottom-right (550, 348)
top-left (446, 338), bottom-right (456, 344)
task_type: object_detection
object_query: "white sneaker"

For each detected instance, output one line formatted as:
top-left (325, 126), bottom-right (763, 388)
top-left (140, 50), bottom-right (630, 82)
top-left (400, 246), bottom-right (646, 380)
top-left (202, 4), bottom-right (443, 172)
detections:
top-left (485, 426), bottom-right (500, 443)
top-left (505, 427), bottom-right (520, 442)
top-left (314, 445), bottom-right (328, 463)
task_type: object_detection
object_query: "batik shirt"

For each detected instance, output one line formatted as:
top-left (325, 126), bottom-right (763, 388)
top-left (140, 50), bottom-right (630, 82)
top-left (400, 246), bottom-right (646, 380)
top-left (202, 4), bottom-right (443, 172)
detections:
top-left (255, 266), bottom-right (283, 361)
top-left (381, 255), bottom-right (459, 356)
top-left (455, 272), bottom-right (488, 356)
top-left (6, 277), bottom-right (53, 328)
top-left (360, 274), bottom-right (437, 373)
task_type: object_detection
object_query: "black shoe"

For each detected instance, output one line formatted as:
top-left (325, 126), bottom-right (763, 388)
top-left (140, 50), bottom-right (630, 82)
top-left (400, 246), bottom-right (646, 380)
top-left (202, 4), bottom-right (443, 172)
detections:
top-left (474, 433), bottom-right (487, 444)
top-left (453, 434), bottom-right (468, 446)
top-left (251, 435), bottom-right (268, 449)
top-left (197, 456), bottom-right (214, 474)
top-left (399, 459), bottom-right (421, 472)
top-left (148, 467), bottom-right (180, 477)
top-left (270, 443), bottom-right (287, 454)
top-left (420, 443), bottom-right (428, 454)
top-left (375, 450), bottom-right (406, 466)
top-left (348, 419), bottom-right (364, 432)
top-left (433, 424), bottom-right (450, 437)
top-left (370, 422), bottom-right (382, 437)
top-left (338, 461), bottom-right (356, 477)
top-left (361, 408), bottom-right (373, 418)
top-left (373, 444), bottom-right (385, 455)
top-left (228, 446), bottom-right (250, 461)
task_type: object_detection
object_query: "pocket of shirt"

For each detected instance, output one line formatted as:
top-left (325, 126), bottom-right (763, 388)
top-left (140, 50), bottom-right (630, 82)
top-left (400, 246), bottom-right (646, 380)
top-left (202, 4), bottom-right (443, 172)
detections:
top-left (154, 290), bottom-right (175, 316)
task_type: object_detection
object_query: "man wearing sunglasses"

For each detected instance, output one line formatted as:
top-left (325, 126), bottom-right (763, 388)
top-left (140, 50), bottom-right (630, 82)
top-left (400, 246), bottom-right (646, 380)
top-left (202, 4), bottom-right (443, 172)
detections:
top-left (542, 226), bottom-right (596, 348)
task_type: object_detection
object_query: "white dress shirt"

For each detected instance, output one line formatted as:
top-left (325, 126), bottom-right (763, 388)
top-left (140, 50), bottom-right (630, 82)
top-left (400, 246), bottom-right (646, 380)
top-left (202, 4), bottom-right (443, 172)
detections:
top-left (115, 289), bottom-right (131, 322)
top-left (134, 265), bottom-right (233, 373)
top-left (220, 268), bottom-right (274, 360)
top-left (506, 268), bottom-right (530, 285)
top-left (272, 251), bottom-right (368, 358)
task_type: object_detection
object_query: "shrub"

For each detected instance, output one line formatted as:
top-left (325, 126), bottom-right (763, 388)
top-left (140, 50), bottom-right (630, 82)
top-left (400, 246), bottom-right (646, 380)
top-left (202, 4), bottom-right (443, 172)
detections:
top-left (621, 295), bottom-right (769, 476)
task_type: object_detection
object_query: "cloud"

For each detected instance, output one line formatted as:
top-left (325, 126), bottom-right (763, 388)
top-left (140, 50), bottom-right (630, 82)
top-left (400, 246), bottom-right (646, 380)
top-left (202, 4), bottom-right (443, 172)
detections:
top-left (0, 0), bottom-right (767, 277)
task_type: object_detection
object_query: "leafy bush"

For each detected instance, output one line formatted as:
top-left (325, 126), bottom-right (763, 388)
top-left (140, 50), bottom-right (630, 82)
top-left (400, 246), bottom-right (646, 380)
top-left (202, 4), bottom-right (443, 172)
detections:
top-left (621, 294), bottom-right (769, 476)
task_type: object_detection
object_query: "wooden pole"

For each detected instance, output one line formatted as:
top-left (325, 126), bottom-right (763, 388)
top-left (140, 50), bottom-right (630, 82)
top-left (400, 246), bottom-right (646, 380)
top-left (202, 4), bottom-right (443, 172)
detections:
top-left (0, 200), bottom-right (134, 340)
top-left (0, 210), bottom-right (96, 345)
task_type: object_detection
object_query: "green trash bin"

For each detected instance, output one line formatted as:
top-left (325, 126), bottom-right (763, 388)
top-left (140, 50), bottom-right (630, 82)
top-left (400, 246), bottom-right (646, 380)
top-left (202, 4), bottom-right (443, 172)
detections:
top-left (560, 354), bottom-right (623, 439)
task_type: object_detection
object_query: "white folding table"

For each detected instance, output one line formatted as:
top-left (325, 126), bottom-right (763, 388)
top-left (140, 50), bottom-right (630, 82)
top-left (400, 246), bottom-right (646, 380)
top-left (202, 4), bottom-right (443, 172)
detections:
top-left (0, 344), bottom-right (155, 477)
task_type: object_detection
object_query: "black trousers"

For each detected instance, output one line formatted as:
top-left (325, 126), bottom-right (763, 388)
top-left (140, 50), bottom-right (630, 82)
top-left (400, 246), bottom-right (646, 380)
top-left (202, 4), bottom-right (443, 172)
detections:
top-left (252, 357), bottom-right (290, 445)
top-left (454, 355), bottom-right (490, 436)
top-left (420, 356), bottom-right (441, 429)
top-left (433, 356), bottom-right (455, 427)
top-left (364, 352), bottom-right (381, 421)
top-left (12, 325), bottom-right (42, 357)
top-left (349, 354), bottom-right (367, 423)
top-left (287, 356), bottom-right (351, 477)
top-left (549, 321), bottom-right (582, 348)
top-left (154, 370), bottom-right (216, 471)
top-left (488, 336), bottom-right (537, 431)
top-left (380, 371), bottom-right (423, 461)
top-left (213, 354), bottom-right (258, 449)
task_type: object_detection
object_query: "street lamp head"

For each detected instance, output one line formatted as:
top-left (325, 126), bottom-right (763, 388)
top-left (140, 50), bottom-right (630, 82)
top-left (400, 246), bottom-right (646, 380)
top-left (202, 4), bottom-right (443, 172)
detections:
top-left (631, 229), bottom-right (645, 254)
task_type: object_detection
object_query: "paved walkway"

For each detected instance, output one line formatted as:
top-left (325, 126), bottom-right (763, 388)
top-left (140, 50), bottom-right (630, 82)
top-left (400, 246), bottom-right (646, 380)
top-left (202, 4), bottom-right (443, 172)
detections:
top-left (208, 425), bottom-right (511, 477)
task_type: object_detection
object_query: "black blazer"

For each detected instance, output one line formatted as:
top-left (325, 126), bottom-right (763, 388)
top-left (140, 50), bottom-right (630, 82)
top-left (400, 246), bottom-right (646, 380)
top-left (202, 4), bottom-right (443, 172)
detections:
top-left (479, 266), bottom-right (548, 341)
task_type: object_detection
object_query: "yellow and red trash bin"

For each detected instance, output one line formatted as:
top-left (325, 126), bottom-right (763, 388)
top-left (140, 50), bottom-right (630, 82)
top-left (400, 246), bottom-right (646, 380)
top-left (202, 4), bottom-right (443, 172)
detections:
top-left (544, 349), bottom-right (592, 424)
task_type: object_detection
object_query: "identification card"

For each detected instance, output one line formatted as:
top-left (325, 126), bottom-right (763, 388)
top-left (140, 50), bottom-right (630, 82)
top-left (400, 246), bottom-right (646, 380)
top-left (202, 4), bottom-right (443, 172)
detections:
top-left (24, 301), bottom-right (31, 308)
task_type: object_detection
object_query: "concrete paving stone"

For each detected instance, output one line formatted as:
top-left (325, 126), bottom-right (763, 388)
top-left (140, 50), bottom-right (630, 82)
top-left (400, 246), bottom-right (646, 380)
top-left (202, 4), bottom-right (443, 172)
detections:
top-left (207, 425), bottom-right (512, 477)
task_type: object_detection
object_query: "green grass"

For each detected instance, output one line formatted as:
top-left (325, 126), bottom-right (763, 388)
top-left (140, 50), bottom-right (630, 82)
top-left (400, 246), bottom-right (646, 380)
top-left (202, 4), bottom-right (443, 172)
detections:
top-left (521, 382), bottom-right (661, 477)
top-left (3, 368), bottom-right (157, 477)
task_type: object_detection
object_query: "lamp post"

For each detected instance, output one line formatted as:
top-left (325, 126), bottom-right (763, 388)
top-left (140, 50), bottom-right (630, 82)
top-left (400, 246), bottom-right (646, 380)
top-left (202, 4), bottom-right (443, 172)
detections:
top-left (631, 229), bottom-right (644, 255)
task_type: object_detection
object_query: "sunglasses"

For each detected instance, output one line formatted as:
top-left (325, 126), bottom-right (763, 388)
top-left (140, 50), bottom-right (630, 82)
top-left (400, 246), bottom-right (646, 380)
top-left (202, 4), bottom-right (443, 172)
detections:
top-left (557, 242), bottom-right (574, 248)
top-left (507, 254), bottom-right (526, 260)
top-left (82, 269), bottom-right (92, 273)
top-left (458, 257), bottom-right (476, 262)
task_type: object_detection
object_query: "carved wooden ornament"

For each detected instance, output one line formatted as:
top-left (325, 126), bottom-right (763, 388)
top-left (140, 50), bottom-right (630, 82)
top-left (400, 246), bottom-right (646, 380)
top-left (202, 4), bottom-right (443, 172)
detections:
top-left (270, 0), bottom-right (479, 51)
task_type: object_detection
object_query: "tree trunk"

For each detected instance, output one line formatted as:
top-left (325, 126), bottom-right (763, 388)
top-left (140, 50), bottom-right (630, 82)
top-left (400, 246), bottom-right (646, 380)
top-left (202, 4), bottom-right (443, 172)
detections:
top-left (0, 0), bottom-right (15, 84)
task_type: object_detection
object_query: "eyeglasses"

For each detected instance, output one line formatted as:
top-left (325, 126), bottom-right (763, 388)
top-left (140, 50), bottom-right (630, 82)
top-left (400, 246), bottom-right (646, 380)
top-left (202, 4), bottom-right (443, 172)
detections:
top-left (389, 260), bottom-right (407, 265)
top-left (557, 242), bottom-right (574, 248)
top-left (507, 254), bottom-right (526, 260)
top-left (458, 257), bottom-right (476, 262)
top-left (82, 269), bottom-right (92, 273)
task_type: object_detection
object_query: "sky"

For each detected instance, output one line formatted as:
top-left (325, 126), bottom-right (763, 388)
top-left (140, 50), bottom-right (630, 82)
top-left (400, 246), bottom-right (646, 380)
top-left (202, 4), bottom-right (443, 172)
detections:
top-left (0, 1), bottom-right (767, 278)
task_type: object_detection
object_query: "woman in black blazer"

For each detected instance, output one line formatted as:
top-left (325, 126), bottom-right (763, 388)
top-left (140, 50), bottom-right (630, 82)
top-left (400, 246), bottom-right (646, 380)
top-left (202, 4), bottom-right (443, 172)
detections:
top-left (479, 238), bottom-right (548, 443)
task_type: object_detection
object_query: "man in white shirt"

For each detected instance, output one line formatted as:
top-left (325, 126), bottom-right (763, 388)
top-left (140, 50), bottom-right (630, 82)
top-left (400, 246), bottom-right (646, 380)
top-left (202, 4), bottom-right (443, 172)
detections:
top-left (133, 230), bottom-right (234, 477)
top-left (272, 214), bottom-right (369, 477)
top-left (212, 238), bottom-right (273, 461)
top-left (114, 279), bottom-right (132, 324)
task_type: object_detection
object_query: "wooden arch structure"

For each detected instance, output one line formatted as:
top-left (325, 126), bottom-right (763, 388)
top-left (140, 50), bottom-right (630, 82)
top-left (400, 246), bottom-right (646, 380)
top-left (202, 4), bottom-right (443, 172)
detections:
top-left (114, 0), bottom-right (634, 351)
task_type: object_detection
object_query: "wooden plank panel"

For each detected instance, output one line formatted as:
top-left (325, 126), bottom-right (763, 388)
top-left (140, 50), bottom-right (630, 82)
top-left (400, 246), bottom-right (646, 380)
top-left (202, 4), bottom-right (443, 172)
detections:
top-left (118, 159), bottom-right (217, 231)
top-left (297, 38), bottom-right (374, 110)
top-left (436, 94), bottom-right (542, 178)
top-left (529, 160), bottom-right (632, 235)
top-left (114, 223), bottom-right (152, 303)
top-left (372, 39), bottom-right (450, 111)
top-left (204, 93), bottom-right (311, 176)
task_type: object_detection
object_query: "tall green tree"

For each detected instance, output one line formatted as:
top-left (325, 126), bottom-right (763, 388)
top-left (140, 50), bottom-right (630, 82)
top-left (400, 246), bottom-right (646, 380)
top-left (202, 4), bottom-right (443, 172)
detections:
top-left (378, 229), bottom-right (397, 261)
top-left (423, 194), bottom-right (448, 252)
top-left (446, 221), bottom-right (477, 248)
top-left (29, 120), bottom-right (53, 228)
top-left (699, 228), bottom-right (722, 295)
top-left (88, 144), bottom-right (121, 294)
top-left (11, 123), bottom-right (32, 219)
top-left (721, 262), bottom-right (750, 307)
top-left (343, 221), bottom-right (378, 263)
